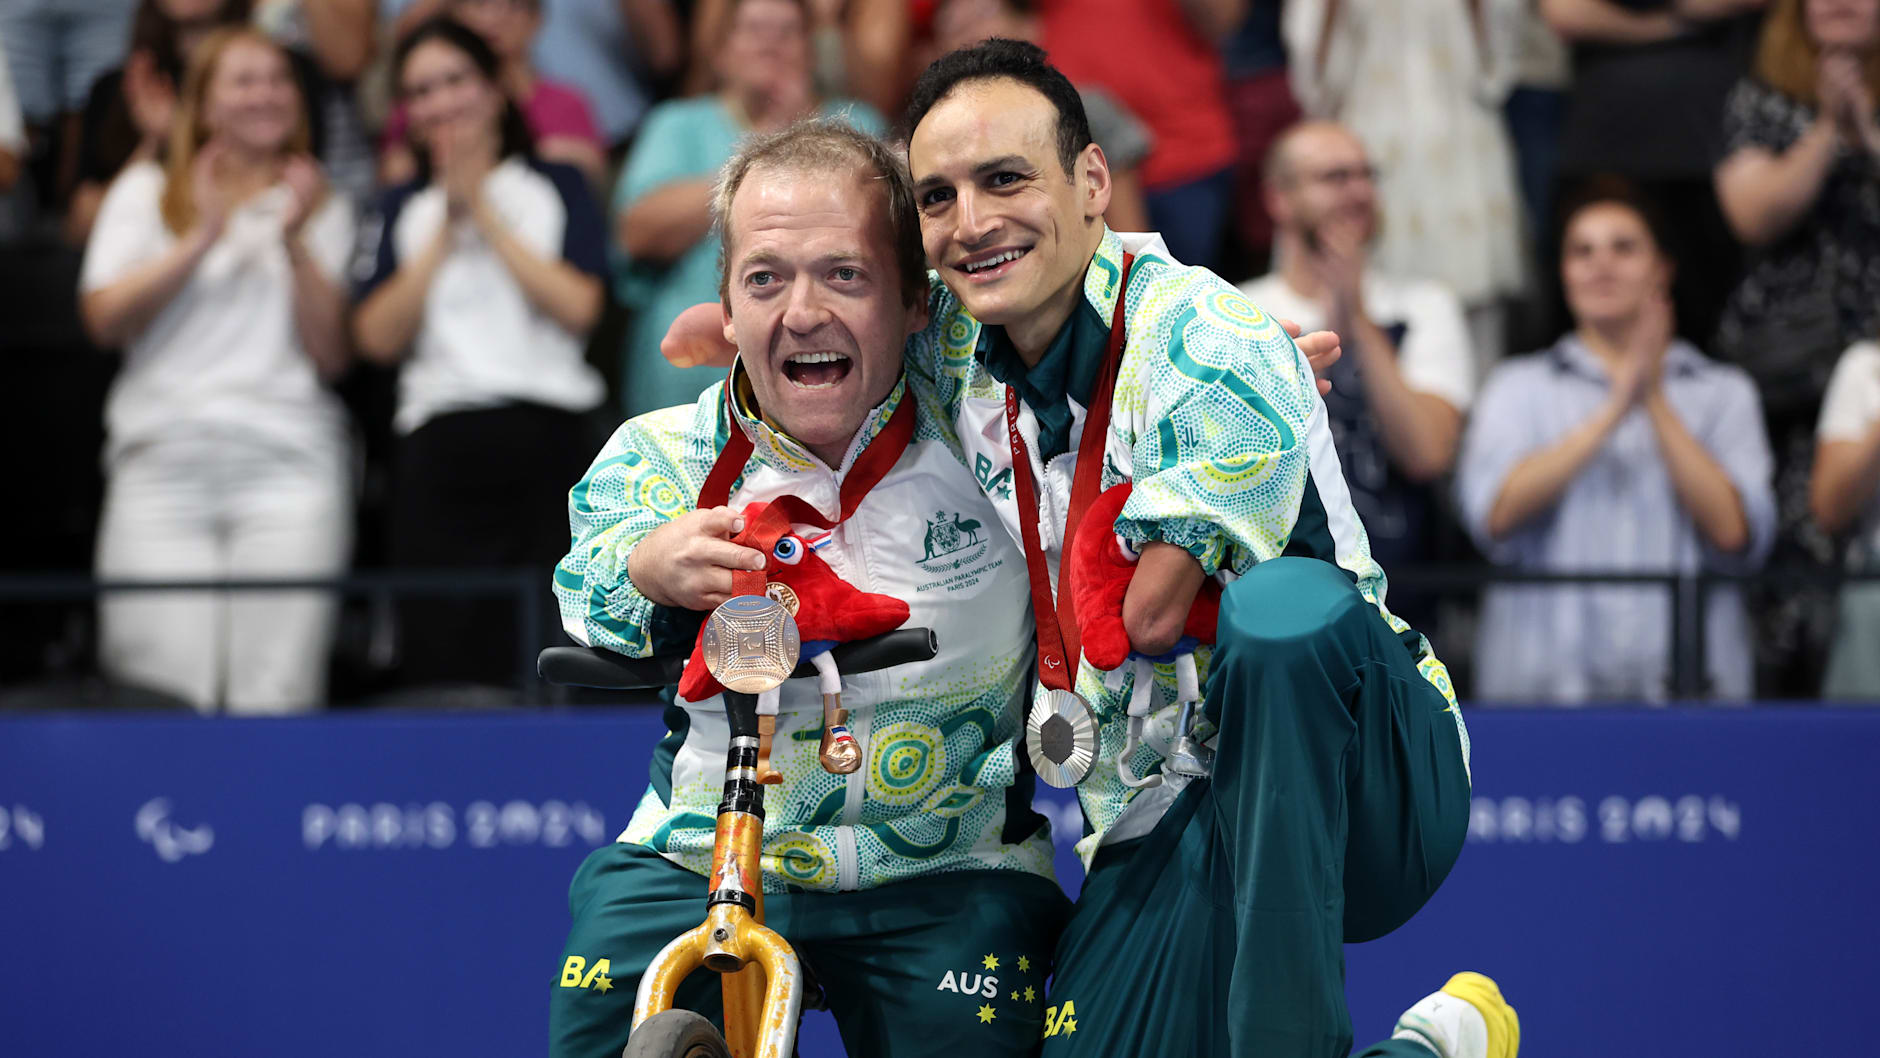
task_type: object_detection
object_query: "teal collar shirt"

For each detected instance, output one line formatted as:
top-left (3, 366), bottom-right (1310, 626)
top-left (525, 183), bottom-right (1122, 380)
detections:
top-left (976, 299), bottom-right (1111, 463)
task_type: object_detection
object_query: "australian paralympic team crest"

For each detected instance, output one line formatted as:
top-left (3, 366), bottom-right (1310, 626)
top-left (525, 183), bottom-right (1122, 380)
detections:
top-left (917, 509), bottom-right (993, 579)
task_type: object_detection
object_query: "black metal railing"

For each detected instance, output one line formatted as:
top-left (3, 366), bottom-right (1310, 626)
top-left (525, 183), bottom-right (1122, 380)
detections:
top-left (0, 565), bottom-right (1871, 704)
top-left (0, 569), bottom-right (545, 702)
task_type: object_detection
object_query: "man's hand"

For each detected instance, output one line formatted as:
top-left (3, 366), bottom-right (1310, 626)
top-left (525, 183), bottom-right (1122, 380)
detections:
top-left (662, 302), bottom-right (738, 368)
top-left (626, 506), bottom-right (770, 610)
top-left (1305, 217), bottom-right (1368, 321)
top-left (1280, 317), bottom-right (1342, 398)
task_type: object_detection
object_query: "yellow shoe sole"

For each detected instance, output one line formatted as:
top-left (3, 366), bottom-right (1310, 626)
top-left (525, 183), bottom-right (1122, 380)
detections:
top-left (1441, 972), bottom-right (1521, 1058)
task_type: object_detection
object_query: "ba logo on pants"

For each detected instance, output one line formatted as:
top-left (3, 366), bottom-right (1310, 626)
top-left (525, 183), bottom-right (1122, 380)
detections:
top-left (559, 956), bottom-right (615, 994)
top-left (1043, 1001), bottom-right (1078, 1037)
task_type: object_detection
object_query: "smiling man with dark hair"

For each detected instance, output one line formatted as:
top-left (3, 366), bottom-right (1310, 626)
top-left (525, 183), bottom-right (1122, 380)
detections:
top-left (892, 39), bottom-right (1502, 1058)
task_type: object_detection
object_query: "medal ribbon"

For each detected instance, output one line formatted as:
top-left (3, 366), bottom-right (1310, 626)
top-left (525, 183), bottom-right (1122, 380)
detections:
top-left (1007, 253), bottom-right (1134, 692)
top-left (698, 379), bottom-right (918, 597)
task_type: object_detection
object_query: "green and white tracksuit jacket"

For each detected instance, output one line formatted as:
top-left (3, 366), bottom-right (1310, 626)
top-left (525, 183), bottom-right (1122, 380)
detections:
top-left (902, 229), bottom-right (1471, 867)
top-left (553, 370), bottom-right (1056, 893)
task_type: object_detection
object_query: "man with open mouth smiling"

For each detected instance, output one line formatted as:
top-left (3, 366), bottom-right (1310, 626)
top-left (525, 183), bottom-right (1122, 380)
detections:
top-left (549, 118), bottom-right (1070, 1058)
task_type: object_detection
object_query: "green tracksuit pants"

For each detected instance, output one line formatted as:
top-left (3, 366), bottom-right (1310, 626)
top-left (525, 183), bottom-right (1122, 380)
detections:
top-left (1039, 557), bottom-right (1472, 1058)
top-left (549, 841), bottom-right (1070, 1058)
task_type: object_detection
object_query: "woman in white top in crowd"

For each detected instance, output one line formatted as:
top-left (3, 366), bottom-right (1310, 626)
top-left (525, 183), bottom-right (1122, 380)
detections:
top-left (79, 26), bottom-right (355, 714)
top-left (353, 16), bottom-right (605, 688)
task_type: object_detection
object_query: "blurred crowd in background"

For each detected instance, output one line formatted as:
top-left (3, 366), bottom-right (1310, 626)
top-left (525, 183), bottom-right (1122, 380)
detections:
top-left (2, 0), bottom-right (1878, 712)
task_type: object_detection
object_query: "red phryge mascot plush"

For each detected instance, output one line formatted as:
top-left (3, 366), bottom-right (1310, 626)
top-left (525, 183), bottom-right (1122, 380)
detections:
top-left (1068, 482), bottom-right (1223, 788)
top-left (678, 501), bottom-right (910, 780)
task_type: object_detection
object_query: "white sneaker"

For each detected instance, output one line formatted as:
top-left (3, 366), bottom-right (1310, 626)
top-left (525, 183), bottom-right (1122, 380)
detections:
top-left (1391, 972), bottom-right (1520, 1058)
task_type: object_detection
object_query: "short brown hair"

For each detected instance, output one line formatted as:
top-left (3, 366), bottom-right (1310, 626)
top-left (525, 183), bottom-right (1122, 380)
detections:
top-left (1557, 174), bottom-right (1675, 263)
top-left (713, 116), bottom-right (927, 308)
top-left (1753, 0), bottom-right (1880, 106)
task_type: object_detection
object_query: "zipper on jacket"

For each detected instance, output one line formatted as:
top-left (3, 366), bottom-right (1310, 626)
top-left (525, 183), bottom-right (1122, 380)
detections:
top-left (834, 516), bottom-right (874, 892)
top-left (836, 692), bottom-right (865, 893)
top-left (836, 818), bottom-right (861, 891)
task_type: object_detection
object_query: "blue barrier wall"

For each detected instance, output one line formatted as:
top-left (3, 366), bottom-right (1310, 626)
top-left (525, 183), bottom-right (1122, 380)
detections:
top-left (2, 708), bottom-right (1874, 1056)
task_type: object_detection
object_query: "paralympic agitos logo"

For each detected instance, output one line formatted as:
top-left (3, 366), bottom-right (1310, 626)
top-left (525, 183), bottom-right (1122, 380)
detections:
top-left (136, 798), bottom-right (215, 862)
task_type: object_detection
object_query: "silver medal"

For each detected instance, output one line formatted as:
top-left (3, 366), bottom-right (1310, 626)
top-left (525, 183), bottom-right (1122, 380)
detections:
top-left (1026, 688), bottom-right (1099, 787)
top-left (702, 595), bottom-right (802, 694)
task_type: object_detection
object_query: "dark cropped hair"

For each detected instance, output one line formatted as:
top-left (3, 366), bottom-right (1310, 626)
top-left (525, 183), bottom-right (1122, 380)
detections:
top-left (392, 16), bottom-right (534, 184)
top-left (1556, 175), bottom-right (1676, 265)
top-left (903, 38), bottom-right (1092, 178)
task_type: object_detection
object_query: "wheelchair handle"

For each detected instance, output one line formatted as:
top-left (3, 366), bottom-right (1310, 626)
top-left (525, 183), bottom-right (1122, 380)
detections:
top-left (538, 628), bottom-right (940, 691)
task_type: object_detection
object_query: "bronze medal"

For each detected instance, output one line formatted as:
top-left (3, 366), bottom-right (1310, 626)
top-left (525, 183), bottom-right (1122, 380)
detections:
top-left (764, 581), bottom-right (800, 615)
top-left (702, 595), bottom-right (801, 694)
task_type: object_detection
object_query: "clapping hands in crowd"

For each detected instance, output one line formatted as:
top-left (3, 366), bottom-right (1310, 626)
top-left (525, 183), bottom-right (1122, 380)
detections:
top-left (433, 115), bottom-right (499, 221)
top-left (1604, 291), bottom-right (1676, 409)
top-left (1305, 213), bottom-right (1371, 324)
top-left (123, 49), bottom-right (178, 163)
top-left (280, 153), bottom-right (328, 243)
top-left (186, 139), bottom-right (231, 248)
top-left (1819, 48), bottom-right (1880, 156)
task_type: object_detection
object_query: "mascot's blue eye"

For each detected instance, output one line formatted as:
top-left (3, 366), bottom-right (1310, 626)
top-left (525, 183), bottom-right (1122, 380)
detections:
top-left (772, 537), bottom-right (804, 565)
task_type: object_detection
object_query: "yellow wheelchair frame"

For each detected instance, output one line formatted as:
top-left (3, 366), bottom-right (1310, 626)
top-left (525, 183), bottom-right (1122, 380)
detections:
top-left (539, 627), bottom-right (937, 1058)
